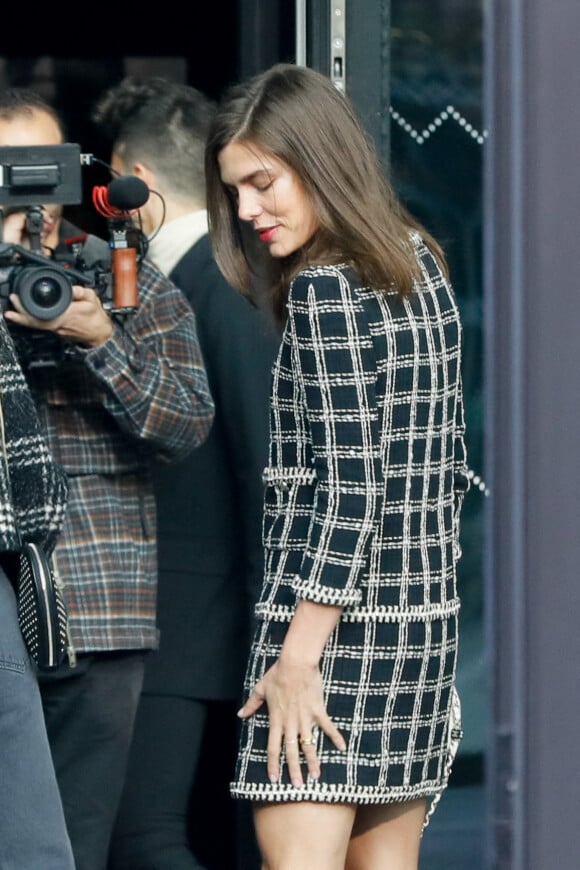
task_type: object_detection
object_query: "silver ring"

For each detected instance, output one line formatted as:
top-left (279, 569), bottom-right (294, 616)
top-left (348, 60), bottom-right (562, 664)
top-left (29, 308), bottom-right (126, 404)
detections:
top-left (300, 737), bottom-right (316, 746)
top-left (285, 738), bottom-right (298, 745)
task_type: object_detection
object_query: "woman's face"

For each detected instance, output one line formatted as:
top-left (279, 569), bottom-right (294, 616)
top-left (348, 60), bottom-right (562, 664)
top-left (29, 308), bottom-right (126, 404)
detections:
top-left (218, 140), bottom-right (319, 258)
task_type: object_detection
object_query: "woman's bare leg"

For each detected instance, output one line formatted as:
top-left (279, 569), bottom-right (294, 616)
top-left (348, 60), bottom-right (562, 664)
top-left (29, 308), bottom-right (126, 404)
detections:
top-left (345, 798), bottom-right (427, 870)
top-left (253, 801), bottom-right (356, 870)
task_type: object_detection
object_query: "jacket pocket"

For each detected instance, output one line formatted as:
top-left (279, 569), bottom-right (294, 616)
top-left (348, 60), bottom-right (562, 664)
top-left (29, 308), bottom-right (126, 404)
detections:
top-left (262, 466), bottom-right (316, 549)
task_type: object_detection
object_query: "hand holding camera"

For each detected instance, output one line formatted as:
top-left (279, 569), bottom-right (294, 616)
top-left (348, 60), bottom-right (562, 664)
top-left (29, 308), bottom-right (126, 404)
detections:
top-left (0, 208), bottom-right (28, 245)
top-left (4, 282), bottom-right (114, 348)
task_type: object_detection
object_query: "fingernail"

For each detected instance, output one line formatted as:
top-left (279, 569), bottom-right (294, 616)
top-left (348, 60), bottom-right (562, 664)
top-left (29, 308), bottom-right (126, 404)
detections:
top-left (269, 773), bottom-right (278, 784)
top-left (236, 707), bottom-right (244, 717)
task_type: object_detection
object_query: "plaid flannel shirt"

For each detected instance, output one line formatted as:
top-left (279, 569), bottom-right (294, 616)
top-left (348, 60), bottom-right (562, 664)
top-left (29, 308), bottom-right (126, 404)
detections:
top-left (11, 223), bottom-right (214, 653)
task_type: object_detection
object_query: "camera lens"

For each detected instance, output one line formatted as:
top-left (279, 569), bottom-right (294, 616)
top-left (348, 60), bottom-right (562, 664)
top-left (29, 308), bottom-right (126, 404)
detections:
top-left (14, 266), bottom-right (73, 320)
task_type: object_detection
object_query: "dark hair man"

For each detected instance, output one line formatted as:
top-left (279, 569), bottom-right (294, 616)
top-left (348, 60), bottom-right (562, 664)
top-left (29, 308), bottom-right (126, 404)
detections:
top-left (93, 76), bottom-right (279, 870)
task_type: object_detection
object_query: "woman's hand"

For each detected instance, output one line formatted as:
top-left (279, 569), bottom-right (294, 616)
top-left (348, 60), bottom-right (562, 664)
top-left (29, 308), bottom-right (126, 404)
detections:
top-left (238, 654), bottom-right (346, 787)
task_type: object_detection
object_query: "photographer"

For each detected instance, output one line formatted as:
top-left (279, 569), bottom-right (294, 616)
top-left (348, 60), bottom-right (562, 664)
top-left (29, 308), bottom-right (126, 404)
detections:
top-left (0, 88), bottom-right (215, 870)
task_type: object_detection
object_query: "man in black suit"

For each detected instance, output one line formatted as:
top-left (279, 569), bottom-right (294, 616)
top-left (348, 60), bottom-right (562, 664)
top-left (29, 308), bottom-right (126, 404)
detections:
top-left (93, 77), bottom-right (279, 870)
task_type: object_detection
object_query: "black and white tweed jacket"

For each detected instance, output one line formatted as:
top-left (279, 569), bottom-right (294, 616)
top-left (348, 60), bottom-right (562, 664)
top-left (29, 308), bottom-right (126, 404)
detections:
top-left (0, 318), bottom-right (68, 558)
top-left (256, 233), bottom-right (469, 626)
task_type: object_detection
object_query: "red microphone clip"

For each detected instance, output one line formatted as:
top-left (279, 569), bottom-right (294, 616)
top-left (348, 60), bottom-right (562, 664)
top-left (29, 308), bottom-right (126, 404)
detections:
top-left (91, 180), bottom-right (143, 312)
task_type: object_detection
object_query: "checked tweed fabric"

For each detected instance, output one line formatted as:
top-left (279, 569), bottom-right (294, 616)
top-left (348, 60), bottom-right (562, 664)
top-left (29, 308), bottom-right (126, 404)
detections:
top-left (231, 233), bottom-right (469, 811)
top-left (0, 318), bottom-right (68, 558)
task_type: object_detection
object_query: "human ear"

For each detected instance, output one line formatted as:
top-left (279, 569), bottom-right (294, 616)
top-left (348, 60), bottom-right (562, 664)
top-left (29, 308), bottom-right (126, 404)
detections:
top-left (132, 162), bottom-right (156, 190)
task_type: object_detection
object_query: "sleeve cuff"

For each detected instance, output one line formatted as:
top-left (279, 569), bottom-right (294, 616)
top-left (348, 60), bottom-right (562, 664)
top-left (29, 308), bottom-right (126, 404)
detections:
top-left (291, 577), bottom-right (362, 608)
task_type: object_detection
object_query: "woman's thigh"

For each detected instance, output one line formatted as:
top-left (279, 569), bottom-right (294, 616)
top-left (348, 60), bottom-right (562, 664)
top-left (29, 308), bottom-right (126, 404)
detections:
top-left (346, 798), bottom-right (427, 870)
top-left (253, 801), bottom-right (356, 870)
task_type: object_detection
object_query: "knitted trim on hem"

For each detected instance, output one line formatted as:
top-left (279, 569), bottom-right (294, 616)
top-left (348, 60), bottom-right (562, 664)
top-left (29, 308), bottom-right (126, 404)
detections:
top-left (422, 685), bottom-right (462, 831)
top-left (230, 779), bottom-right (444, 805)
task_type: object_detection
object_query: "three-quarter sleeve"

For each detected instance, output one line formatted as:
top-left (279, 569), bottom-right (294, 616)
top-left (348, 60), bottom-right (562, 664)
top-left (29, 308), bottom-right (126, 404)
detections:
top-left (285, 269), bottom-right (383, 606)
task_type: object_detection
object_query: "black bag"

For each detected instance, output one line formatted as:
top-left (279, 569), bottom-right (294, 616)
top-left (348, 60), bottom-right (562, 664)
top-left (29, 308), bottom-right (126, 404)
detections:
top-left (13, 541), bottom-right (69, 670)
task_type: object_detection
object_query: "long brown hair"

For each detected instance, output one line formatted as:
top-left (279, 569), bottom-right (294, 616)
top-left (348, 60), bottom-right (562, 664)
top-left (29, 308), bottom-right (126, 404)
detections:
top-left (205, 63), bottom-right (447, 325)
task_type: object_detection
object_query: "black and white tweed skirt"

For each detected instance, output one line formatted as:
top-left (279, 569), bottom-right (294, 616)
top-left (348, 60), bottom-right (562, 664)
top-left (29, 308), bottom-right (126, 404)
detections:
top-left (230, 609), bottom-right (462, 811)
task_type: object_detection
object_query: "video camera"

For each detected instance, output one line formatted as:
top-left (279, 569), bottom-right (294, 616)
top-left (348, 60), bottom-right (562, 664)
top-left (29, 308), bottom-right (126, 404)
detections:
top-left (0, 144), bottom-right (147, 321)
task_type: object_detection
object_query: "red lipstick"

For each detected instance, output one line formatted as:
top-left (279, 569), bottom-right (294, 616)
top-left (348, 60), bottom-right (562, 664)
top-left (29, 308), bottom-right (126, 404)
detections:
top-left (257, 226), bottom-right (278, 242)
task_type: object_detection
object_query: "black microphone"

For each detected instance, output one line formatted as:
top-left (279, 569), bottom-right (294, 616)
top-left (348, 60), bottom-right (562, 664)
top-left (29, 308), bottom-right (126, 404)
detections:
top-left (90, 176), bottom-right (148, 313)
top-left (106, 176), bottom-right (149, 211)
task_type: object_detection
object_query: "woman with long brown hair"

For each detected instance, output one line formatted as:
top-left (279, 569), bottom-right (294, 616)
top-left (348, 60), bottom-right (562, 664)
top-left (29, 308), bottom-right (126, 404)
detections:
top-left (205, 62), bottom-right (468, 869)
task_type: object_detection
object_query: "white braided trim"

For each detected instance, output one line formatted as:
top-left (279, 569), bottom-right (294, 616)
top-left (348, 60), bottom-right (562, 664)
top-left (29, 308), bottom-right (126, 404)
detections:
top-left (423, 686), bottom-right (463, 832)
top-left (255, 597), bottom-right (461, 624)
top-left (262, 466), bottom-right (317, 486)
top-left (292, 578), bottom-right (362, 607)
top-left (231, 778), bottom-right (444, 805)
